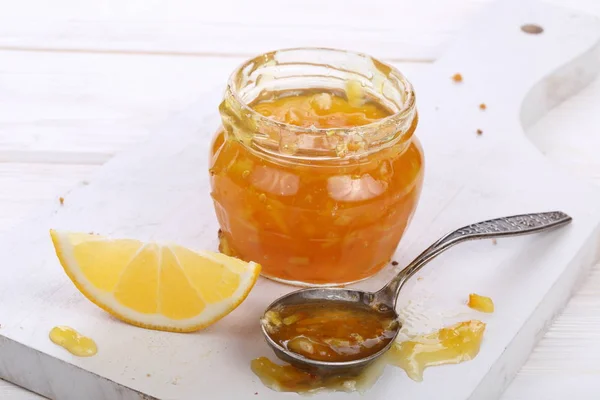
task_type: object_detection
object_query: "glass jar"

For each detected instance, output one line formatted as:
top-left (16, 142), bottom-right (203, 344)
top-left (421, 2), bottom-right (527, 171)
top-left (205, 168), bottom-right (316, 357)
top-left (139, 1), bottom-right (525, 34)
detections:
top-left (209, 48), bottom-right (424, 287)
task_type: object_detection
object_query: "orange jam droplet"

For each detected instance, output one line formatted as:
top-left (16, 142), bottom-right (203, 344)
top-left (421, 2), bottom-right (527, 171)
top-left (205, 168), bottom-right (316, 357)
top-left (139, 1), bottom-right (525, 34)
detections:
top-left (468, 293), bottom-right (495, 313)
top-left (49, 326), bottom-right (98, 357)
top-left (252, 320), bottom-right (486, 393)
top-left (387, 320), bottom-right (486, 382)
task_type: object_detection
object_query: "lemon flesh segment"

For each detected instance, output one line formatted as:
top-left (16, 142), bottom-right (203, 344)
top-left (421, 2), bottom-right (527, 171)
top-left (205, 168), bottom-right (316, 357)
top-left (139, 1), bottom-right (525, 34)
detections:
top-left (50, 230), bottom-right (261, 332)
top-left (159, 247), bottom-right (206, 320)
top-left (172, 245), bottom-right (242, 304)
top-left (114, 244), bottom-right (160, 314)
top-left (72, 235), bottom-right (142, 292)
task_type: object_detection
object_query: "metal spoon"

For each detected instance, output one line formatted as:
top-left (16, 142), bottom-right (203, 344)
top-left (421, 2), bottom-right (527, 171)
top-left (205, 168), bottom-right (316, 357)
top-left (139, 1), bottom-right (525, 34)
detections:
top-left (260, 211), bottom-right (572, 375)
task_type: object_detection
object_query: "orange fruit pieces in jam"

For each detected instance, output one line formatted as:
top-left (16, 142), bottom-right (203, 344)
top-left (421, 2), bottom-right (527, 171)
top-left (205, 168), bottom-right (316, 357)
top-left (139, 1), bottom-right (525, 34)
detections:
top-left (210, 89), bottom-right (423, 286)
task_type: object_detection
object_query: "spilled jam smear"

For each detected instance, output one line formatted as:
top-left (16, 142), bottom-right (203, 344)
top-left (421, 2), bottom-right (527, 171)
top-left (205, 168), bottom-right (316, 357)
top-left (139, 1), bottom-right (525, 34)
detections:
top-left (251, 356), bottom-right (385, 394)
top-left (49, 326), bottom-right (98, 357)
top-left (262, 301), bottom-right (398, 362)
top-left (252, 320), bottom-right (486, 393)
top-left (387, 320), bottom-right (486, 382)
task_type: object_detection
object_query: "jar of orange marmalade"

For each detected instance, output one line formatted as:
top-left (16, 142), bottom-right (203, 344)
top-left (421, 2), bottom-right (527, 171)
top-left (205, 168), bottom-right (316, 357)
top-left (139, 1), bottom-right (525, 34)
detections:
top-left (210, 48), bottom-right (423, 287)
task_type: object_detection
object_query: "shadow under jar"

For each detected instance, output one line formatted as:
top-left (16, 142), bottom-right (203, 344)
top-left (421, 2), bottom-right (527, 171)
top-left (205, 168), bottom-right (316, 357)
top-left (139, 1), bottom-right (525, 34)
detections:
top-left (209, 48), bottom-right (424, 287)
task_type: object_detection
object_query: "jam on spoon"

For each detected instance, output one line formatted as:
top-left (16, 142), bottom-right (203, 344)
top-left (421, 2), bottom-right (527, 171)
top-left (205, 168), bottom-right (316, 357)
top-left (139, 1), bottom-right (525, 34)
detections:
top-left (262, 300), bottom-right (398, 363)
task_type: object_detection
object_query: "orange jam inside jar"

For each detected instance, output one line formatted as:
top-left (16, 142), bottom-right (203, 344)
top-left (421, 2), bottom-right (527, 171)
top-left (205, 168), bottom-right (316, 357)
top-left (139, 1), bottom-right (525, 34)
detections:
top-left (210, 48), bottom-right (424, 286)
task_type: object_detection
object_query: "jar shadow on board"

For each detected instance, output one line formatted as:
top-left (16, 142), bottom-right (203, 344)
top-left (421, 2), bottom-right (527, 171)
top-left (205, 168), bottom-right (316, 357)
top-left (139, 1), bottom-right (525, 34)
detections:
top-left (209, 48), bottom-right (424, 287)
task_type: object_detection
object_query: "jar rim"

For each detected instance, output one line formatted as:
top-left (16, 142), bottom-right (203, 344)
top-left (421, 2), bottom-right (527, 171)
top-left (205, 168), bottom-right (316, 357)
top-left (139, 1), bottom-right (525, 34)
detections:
top-left (226, 47), bottom-right (416, 135)
top-left (222, 47), bottom-right (417, 159)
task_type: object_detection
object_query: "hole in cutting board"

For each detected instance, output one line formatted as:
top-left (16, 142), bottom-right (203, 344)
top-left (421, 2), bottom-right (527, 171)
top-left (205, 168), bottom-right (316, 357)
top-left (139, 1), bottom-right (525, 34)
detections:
top-left (521, 24), bottom-right (544, 34)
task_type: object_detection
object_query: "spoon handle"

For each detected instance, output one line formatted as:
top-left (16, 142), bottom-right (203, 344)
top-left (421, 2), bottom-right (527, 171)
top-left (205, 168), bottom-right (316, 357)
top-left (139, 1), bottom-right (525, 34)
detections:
top-left (373, 211), bottom-right (572, 309)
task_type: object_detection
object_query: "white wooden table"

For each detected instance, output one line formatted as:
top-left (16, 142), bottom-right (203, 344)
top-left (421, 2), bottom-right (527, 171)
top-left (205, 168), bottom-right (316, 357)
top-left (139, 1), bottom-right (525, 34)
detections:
top-left (1, 0), bottom-right (599, 398)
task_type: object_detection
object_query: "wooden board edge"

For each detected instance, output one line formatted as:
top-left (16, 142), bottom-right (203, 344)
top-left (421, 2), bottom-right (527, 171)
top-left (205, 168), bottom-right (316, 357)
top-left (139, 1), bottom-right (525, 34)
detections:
top-left (470, 223), bottom-right (600, 399)
top-left (0, 335), bottom-right (157, 400)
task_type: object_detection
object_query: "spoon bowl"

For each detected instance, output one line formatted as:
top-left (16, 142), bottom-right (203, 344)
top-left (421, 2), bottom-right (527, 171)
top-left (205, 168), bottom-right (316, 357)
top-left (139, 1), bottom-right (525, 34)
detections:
top-left (260, 211), bottom-right (572, 375)
top-left (260, 287), bottom-right (401, 375)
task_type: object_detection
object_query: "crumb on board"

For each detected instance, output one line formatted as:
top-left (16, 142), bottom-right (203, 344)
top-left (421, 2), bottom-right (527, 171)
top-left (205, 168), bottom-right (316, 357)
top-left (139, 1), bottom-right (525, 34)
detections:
top-left (476, 129), bottom-right (483, 136)
top-left (492, 239), bottom-right (497, 245)
top-left (452, 73), bottom-right (463, 83)
top-left (59, 197), bottom-right (64, 205)
top-left (146, 373), bottom-right (151, 377)
top-left (417, 277), bottom-right (424, 281)
top-left (391, 260), bottom-right (399, 266)
top-left (255, 393), bottom-right (258, 396)
top-left (479, 103), bottom-right (487, 110)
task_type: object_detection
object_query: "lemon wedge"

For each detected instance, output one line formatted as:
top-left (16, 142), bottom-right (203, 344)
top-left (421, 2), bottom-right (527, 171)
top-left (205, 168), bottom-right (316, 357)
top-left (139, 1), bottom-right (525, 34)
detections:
top-left (50, 230), bottom-right (261, 332)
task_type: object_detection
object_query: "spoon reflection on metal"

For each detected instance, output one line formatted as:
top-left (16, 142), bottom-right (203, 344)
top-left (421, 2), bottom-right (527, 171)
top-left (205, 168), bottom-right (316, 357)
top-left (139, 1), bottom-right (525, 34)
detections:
top-left (260, 211), bottom-right (572, 375)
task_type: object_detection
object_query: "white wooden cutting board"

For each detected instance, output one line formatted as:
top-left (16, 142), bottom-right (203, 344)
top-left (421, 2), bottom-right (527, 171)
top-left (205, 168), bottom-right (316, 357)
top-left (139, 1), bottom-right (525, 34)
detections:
top-left (1, 1), bottom-right (600, 399)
